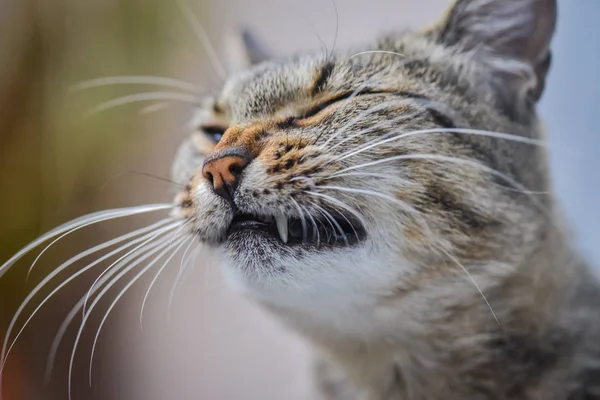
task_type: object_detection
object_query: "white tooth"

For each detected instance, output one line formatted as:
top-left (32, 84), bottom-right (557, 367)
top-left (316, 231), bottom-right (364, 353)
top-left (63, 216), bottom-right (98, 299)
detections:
top-left (275, 215), bottom-right (288, 243)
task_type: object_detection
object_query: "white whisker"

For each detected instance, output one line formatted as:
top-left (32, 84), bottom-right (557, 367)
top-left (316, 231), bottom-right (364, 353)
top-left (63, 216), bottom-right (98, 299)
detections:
top-left (0, 204), bottom-right (172, 279)
top-left (301, 204), bottom-right (321, 247)
top-left (303, 190), bottom-right (369, 231)
top-left (313, 77), bottom-right (382, 145)
top-left (71, 76), bottom-right (200, 93)
top-left (322, 171), bottom-right (410, 181)
top-left (309, 202), bottom-right (349, 246)
top-left (307, 201), bottom-right (337, 243)
top-left (68, 232), bottom-right (182, 399)
top-left (138, 220), bottom-right (196, 324)
top-left (26, 209), bottom-right (172, 281)
top-left (438, 247), bottom-right (500, 326)
top-left (322, 99), bottom-right (416, 149)
top-left (316, 185), bottom-right (416, 214)
top-left (333, 154), bottom-right (539, 198)
top-left (139, 102), bottom-right (171, 115)
top-left (326, 110), bottom-right (420, 153)
top-left (43, 222), bottom-right (182, 382)
top-left (88, 236), bottom-right (188, 386)
top-left (327, 0), bottom-right (339, 59)
top-left (290, 198), bottom-right (308, 242)
top-left (334, 207), bottom-right (360, 241)
top-left (177, 0), bottom-right (227, 80)
top-left (332, 154), bottom-right (552, 217)
top-left (332, 128), bottom-right (545, 164)
top-left (166, 235), bottom-right (197, 319)
top-left (141, 236), bottom-right (195, 331)
top-left (346, 50), bottom-right (406, 61)
top-left (0, 218), bottom-right (176, 388)
top-left (82, 221), bottom-right (186, 315)
top-left (316, 78), bottom-right (381, 145)
top-left (83, 92), bottom-right (201, 118)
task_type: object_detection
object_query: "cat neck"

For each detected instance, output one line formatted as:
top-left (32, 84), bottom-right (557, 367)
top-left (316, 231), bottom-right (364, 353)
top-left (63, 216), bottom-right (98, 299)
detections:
top-left (263, 226), bottom-right (597, 399)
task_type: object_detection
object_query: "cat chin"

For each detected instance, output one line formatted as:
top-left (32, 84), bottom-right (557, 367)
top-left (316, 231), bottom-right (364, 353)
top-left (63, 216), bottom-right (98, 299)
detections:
top-left (218, 241), bottom-right (415, 326)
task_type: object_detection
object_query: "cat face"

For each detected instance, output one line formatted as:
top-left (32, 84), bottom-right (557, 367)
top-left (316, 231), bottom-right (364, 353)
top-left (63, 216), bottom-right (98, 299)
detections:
top-left (172, 0), bottom-right (556, 330)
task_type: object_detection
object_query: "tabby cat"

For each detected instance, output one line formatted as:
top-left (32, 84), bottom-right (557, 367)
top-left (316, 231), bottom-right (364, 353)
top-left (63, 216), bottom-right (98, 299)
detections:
top-left (172, 0), bottom-right (600, 398)
top-left (3, 0), bottom-right (600, 399)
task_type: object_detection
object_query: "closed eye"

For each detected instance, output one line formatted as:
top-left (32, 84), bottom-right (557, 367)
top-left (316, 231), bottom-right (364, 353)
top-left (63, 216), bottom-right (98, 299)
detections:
top-left (299, 90), bottom-right (456, 128)
top-left (201, 125), bottom-right (228, 143)
top-left (299, 91), bottom-right (382, 119)
top-left (299, 89), bottom-right (409, 120)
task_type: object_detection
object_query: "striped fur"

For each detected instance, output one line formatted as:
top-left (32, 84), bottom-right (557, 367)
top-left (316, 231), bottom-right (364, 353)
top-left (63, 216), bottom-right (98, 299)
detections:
top-left (172, 0), bottom-right (600, 398)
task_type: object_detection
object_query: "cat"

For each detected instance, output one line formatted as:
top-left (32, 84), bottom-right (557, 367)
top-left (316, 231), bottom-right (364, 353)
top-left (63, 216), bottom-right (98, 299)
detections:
top-left (171, 0), bottom-right (600, 398)
top-left (2, 0), bottom-right (600, 399)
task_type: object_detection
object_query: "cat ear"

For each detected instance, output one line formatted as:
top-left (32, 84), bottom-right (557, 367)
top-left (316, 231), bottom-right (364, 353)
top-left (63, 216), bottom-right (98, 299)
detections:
top-left (224, 29), bottom-right (271, 73)
top-left (436, 0), bottom-right (557, 102)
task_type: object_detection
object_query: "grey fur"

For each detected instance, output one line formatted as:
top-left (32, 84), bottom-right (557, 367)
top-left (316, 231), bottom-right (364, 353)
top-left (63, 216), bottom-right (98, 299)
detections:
top-left (170, 0), bottom-right (600, 399)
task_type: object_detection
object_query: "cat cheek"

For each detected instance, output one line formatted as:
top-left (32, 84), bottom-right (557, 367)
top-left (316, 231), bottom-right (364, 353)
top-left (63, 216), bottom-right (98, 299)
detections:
top-left (182, 181), bottom-right (233, 243)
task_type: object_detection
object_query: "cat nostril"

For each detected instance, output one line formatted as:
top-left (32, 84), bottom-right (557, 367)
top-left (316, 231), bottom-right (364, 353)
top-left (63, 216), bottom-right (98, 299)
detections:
top-left (229, 163), bottom-right (243, 177)
top-left (204, 171), bottom-right (214, 184)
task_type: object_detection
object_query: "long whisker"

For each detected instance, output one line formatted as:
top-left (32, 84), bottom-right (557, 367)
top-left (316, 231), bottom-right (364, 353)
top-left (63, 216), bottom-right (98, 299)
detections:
top-left (166, 235), bottom-right (197, 319)
top-left (307, 201), bottom-right (337, 244)
top-left (328, 162), bottom-right (543, 196)
top-left (0, 204), bottom-right (173, 279)
top-left (99, 171), bottom-right (185, 192)
top-left (88, 236), bottom-right (189, 386)
top-left (290, 198), bottom-right (308, 242)
top-left (326, 109), bottom-right (420, 153)
top-left (301, 204), bottom-right (320, 247)
top-left (315, 185), bottom-right (416, 214)
top-left (318, 172), bottom-right (417, 194)
top-left (346, 50), bottom-right (406, 61)
top-left (141, 236), bottom-right (195, 331)
top-left (303, 190), bottom-right (369, 231)
top-left (68, 232), bottom-right (181, 400)
top-left (315, 77), bottom-right (381, 145)
top-left (83, 92), bottom-right (201, 118)
top-left (177, 0), bottom-right (227, 80)
top-left (321, 99), bottom-right (416, 149)
top-left (334, 207), bottom-right (360, 242)
top-left (332, 154), bottom-right (537, 196)
top-left (0, 218), bottom-right (177, 388)
top-left (319, 39), bottom-right (330, 60)
top-left (42, 221), bottom-right (181, 383)
top-left (332, 128), bottom-right (546, 165)
top-left (138, 102), bottom-right (171, 115)
top-left (321, 171), bottom-right (410, 181)
top-left (331, 154), bottom-right (550, 216)
top-left (27, 208), bottom-right (172, 281)
top-left (71, 76), bottom-right (200, 93)
top-left (82, 221), bottom-right (187, 315)
top-left (308, 202), bottom-right (349, 246)
top-left (327, 0), bottom-right (339, 60)
top-left (438, 247), bottom-right (500, 326)
top-left (295, 11), bottom-right (329, 59)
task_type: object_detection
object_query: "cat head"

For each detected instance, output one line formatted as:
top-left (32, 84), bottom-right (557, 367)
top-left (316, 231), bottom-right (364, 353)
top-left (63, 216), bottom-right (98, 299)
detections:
top-left (172, 0), bottom-right (557, 335)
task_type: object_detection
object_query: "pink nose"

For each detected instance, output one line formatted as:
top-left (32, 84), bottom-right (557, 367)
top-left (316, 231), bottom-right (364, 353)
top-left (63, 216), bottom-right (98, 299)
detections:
top-left (202, 148), bottom-right (250, 202)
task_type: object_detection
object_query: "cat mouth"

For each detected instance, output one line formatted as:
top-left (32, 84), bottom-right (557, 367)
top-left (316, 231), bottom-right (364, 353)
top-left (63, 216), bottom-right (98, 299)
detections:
top-left (225, 209), bottom-right (366, 248)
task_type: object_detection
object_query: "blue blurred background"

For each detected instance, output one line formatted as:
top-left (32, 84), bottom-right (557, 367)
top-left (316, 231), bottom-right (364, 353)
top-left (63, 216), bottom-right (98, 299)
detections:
top-left (542, 0), bottom-right (600, 268)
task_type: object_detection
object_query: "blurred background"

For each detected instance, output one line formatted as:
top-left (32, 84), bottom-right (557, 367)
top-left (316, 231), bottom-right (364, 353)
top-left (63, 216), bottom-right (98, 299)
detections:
top-left (0, 0), bottom-right (597, 399)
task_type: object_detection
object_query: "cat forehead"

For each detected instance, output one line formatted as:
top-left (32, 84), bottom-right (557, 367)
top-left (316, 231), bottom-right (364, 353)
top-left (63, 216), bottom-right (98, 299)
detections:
top-left (219, 55), bottom-right (328, 121)
top-left (217, 48), bottom-right (427, 121)
top-left (215, 35), bottom-right (466, 123)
